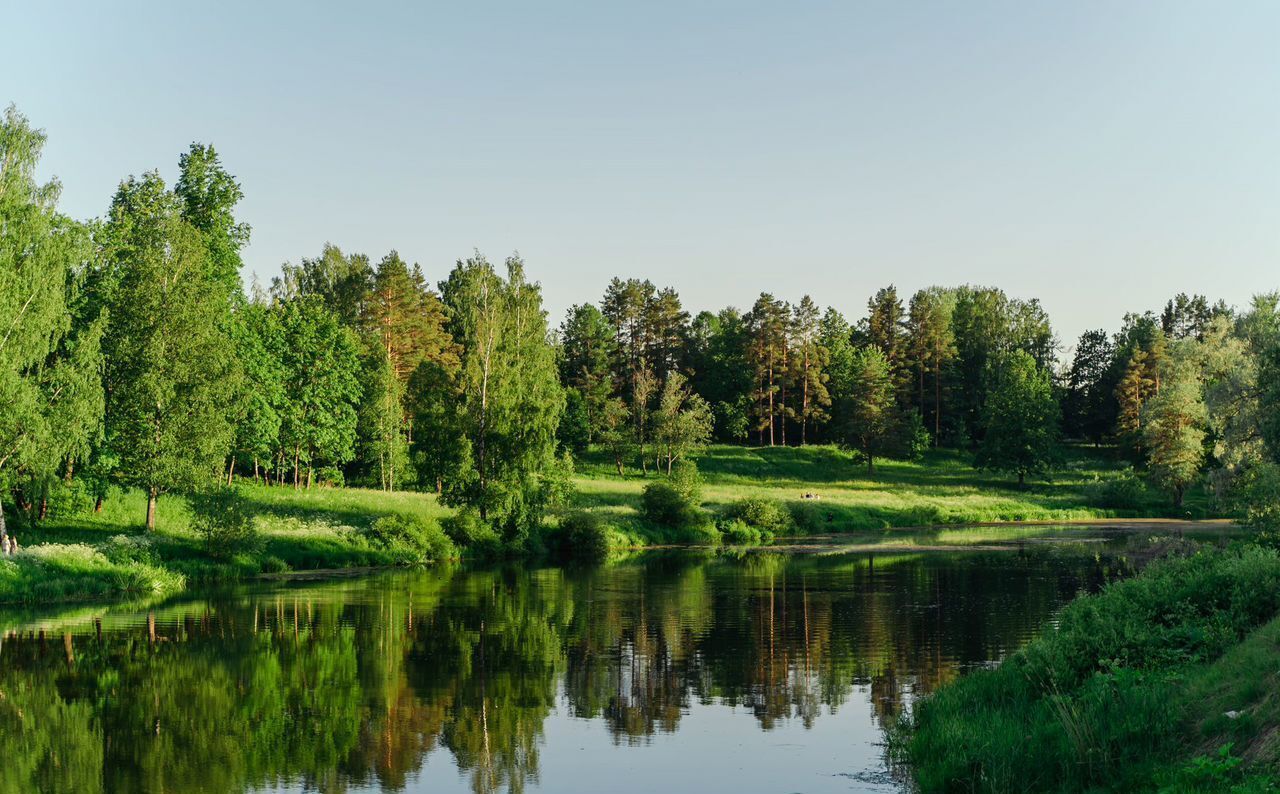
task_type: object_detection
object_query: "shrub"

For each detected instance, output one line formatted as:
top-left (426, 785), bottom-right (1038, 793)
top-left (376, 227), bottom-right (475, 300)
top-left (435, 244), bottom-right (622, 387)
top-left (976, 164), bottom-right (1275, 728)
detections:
top-left (1235, 462), bottom-right (1280, 531)
top-left (259, 555), bottom-right (290, 574)
top-left (1091, 468), bottom-right (1148, 510)
top-left (314, 466), bottom-right (345, 487)
top-left (101, 534), bottom-right (159, 566)
top-left (362, 514), bottom-right (455, 563)
top-left (720, 496), bottom-right (791, 537)
top-left (550, 511), bottom-right (612, 562)
top-left (188, 486), bottom-right (261, 558)
top-left (642, 461), bottom-right (706, 530)
top-left (442, 509), bottom-right (503, 558)
top-left (719, 519), bottom-right (763, 545)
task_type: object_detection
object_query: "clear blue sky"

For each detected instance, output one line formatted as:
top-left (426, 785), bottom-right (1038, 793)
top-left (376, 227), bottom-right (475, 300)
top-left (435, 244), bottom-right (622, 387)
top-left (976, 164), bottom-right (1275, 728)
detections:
top-left (6, 1), bottom-right (1278, 348)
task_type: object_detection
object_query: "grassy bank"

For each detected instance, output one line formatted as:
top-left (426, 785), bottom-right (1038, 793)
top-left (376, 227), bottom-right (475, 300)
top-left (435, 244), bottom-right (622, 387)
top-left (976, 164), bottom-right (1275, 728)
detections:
top-left (572, 444), bottom-right (1212, 546)
top-left (0, 443), bottom-right (1213, 605)
top-left (894, 543), bottom-right (1280, 792)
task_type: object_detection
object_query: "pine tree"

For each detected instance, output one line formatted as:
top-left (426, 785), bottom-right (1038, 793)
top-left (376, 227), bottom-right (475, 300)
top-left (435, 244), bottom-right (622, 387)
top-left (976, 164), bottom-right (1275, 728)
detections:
top-left (745, 294), bottom-right (790, 446)
top-left (905, 288), bottom-right (955, 444)
top-left (788, 296), bottom-right (830, 444)
top-left (866, 285), bottom-right (907, 394)
top-left (558, 303), bottom-right (616, 444)
top-left (819, 308), bottom-right (855, 443)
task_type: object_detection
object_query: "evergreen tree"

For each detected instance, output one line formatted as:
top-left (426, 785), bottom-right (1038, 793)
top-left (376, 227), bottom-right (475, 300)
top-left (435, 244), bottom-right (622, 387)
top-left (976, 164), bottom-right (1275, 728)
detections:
top-left (0, 107), bottom-right (104, 537)
top-left (745, 293), bottom-right (790, 446)
top-left (819, 307), bottom-right (855, 443)
top-left (687, 308), bottom-right (753, 441)
top-left (788, 296), bottom-right (830, 444)
top-left (1142, 344), bottom-right (1207, 507)
top-left (905, 288), bottom-right (955, 444)
top-left (601, 277), bottom-right (656, 399)
top-left (101, 172), bottom-right (237, 528)
top-left (438, 254), bottom-right (565, 542)
top-left (647, 287), bottom-right (689, 381)
top-left (975, 351), bottom-right (1060, 487)
top-left (866, 285), bottom-right (906, 391)
top-left (558, 303), bottom-right (616, 444)
top-left (842, 347), bottom-right (896, 473)
top-left (1063, 329), bottom-right (1114, 443)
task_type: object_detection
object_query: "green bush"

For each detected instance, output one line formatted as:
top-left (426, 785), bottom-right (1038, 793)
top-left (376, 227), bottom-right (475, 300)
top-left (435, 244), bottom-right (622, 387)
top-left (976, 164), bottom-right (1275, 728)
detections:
top-left (362, 514), bottom-right (455, 563)
top-left (441, 509), bottom-right (502, 558)
top-left (1236, 462), bottom-right (1280, 531)
top-left (101, 534), bottom-right (160, 566)
top-left (642, 461), bottom-right (706, 530)
top-left (899, 545), bottom-right (1280, 792)
top-left (259, 555), bottom-right (290, 574)
top-left (1091, 468), bottom-right (1149, 510)
top-left (188, 486), bottom-right (262, 558)
top-left (720, 519), bottom-right (764, 545)
top-left (719, 496), bottom-right (791, 537)
top-left (550, 511), bottom-right (612, 561)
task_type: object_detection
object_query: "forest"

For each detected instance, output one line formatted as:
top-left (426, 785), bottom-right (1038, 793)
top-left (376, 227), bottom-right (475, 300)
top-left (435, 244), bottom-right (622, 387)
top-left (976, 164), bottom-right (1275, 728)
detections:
top-left (3, 104), bottom-right (1280, 575)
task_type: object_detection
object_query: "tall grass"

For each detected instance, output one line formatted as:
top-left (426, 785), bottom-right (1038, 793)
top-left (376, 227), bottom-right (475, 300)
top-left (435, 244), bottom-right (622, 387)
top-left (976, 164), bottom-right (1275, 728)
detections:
top-left (897, 545), bottom-right (1280, 792)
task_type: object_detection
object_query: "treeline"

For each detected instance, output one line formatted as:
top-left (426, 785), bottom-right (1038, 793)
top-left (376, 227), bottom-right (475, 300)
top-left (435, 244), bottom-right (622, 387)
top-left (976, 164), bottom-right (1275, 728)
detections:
top-left (3, 105), bottom-right (1280, 543)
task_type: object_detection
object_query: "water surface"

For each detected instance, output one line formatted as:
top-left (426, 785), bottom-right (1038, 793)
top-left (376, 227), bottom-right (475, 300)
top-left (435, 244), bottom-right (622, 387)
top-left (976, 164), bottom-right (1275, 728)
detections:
top-left (0, 532), bottom-right (1168, 793)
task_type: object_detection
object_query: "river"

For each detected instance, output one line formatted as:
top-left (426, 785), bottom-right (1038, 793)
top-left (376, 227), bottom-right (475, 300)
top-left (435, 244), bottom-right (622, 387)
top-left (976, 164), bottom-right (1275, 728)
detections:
top-left (0, 528), bottom-right (1203, 793)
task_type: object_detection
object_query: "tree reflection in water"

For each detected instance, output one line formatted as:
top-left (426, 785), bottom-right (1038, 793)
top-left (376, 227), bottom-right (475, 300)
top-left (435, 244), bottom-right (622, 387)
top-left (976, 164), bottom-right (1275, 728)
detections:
top-left (0, 546), bottom-right (1128, 793)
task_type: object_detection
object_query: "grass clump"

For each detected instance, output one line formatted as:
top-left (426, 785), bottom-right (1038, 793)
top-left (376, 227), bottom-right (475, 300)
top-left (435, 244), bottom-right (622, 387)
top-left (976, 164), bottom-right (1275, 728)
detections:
top-left (897, 544), bottom-right (1280, 792)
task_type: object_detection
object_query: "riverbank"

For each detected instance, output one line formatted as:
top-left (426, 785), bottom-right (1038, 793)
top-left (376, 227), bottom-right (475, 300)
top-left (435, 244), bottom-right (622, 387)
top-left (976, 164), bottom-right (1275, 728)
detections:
top-left (0, 444), bottom-right (1220, 605)
top-left (894, 542), bottom-right (1280, 791)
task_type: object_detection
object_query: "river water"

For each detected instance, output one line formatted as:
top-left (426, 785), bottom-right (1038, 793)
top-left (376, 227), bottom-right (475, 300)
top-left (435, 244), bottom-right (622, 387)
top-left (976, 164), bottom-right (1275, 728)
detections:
top-left (0, 531), bottom-right (1173, 793)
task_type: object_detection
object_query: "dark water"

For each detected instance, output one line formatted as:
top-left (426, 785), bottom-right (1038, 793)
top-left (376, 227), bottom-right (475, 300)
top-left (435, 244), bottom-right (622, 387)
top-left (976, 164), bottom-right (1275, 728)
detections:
top-left (0, 539), bottom-right (1145, 793)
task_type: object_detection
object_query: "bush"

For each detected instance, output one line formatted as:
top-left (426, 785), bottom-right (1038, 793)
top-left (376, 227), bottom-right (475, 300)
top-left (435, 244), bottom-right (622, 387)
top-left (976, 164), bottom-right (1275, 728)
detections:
top-left (442, 509), bottom-right (503, 558)
top-left (549, 511), bottom-right (612, 562)
top-left (719, 496), bottom-right (791, 537)
top-left (188, 486), bottom-right (261, 558)
top-left (642, 460), bottom-right (707, 531)
top-left (1236, 462), bottom-right (1280, 531)
top-left (259, 555), bottom-right (290, 574)
top-left (1091, 468), bottom-right (1149, 510)
top-left (101, 534), bottom-right (160, 566)
top-left (314, 466), bottom-right (345, 487)
top-left (719, 519), bottom-right (764, 545)
top-left (362, 514), bottom-right (455, 563)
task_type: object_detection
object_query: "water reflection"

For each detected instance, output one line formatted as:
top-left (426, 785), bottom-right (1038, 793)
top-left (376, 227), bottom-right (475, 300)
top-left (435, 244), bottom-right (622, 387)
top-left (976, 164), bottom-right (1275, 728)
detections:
top-left (0, 545), bottom-right (1133, 793)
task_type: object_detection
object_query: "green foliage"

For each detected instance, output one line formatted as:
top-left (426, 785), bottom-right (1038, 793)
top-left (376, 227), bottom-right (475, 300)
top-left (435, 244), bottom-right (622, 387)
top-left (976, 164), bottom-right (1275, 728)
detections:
top-left (900, 545), bottom-right (1280, 792)
top-left (102, 170), bottom-right (238, 526)
top-left (438, 254), bottom-right (566, 545)
top-left (1142, 352), bottom-right (1208, 507)
top-left (548, 511), bottom-right (613, 561)
top-left (1235, 462), bottom-right (1280, 531)
top-left (188, 486), bottom-right (261, 558)
top-left (719, 496), bottom-right (792, 537)
top-left (975, 350), bottom-right (1060, 486)
top-left (841, 346), bottom-right (897, 472)
top-left (641, 463), bottom-right (705, 531)
top-left (0, 106), bottom-right (103, 538)
top-left (652, 372), bottom-right (713, 473)
top-left (1090, 467), bottom-right (1150, 510)
top-left (361, 514), bottom-right (455, 563)
top-left (0, 543), bottom-right (184, 603)
top-left (441, 509), bottom-right (502, 557)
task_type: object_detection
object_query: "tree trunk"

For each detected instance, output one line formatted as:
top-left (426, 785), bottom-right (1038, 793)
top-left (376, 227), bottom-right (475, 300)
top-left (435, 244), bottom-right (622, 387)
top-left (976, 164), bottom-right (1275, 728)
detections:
top-left (94, 493), bottom-right (104, 513)
top-left (293, 448), bottom-right (300, 490)
top-left (227, 458), bottom-right (235, 486)
top-left (0, 500), bottom-right (7, 542)
top-left (867, 454), bottom-right (874, 475)
top-left (614, 456), bottom-right (624, 477)
top-left (1018, 471), bottom-right (1026, 489)
top-left (306, 464), bottom-right (313, 490)
top-left (145, 487), bottom-right (158, 531)
top-left (1174, 487), bottom-right (1184, 508)
top-left (934, 360), bottom-right (942, 446)
top-left (38, 497), bottom-right (48, 521)
top-left (253, 458), bottom-right (260, 485)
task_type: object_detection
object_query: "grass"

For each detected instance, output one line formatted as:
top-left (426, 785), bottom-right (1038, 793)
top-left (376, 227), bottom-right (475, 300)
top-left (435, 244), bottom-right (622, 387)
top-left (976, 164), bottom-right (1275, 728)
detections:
top-left (894, 543), bottom-right (1280, 792)
top-left (570, 443), bottom-right (1214, 545)
top-left (1, 442), bottom-right (1215, 604)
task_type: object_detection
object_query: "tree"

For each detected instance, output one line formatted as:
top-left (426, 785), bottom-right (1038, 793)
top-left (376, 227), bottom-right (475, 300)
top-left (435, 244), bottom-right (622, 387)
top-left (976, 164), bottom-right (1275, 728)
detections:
top-left (1062, 329), bottom-right (1114, 443)
top-left (595, 397), bottom-right (633, 476)
top-left (1142, 346), bottom-right (1207, 507)
top-left (174, 143), bottom-right (250, 296)
top-left (819, 308), bottom-right (855, 442)
top-left (229, 296), bottom-right (286, 484)
top-left (359, 346), bottom-right (410, 490)
top-left (601, 277), bottom-right (656, 400)
top-left (0, 106), bottom-right (104, 538)
top-left (687, 308), bottom-right (752, 441)
top-left (745, 294), bottom-right (790, 446)
top-left (788, 296), bottom-right (830, 444)
top-left (975, 351), bottom-right (1060, 487)
top-left (841, 347), bottom-right (896, 474)
top-left (277, 297), bottom-right (362, 488)
top-left (652, 373), bottom-right (713, 473)
top-left (866, 285), bottom-right (906, 391)
top-left (274, 243), bottom-right (372, 326)
top-left (366, 251), bottom-right (456, 383)
top-left (101, 172), bottom-right (237, 528)
top-left (558, 303), bottom-right (616, 445)
top-left (438, 254), bottom-right (565, 543)
top-left (905, 288), bottom-right (955, 444)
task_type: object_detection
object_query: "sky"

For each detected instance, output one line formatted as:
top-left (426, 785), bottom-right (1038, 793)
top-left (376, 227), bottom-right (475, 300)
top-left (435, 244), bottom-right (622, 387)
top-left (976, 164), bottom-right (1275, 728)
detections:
top-left (5, 1), bottom-right (1278, 350)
